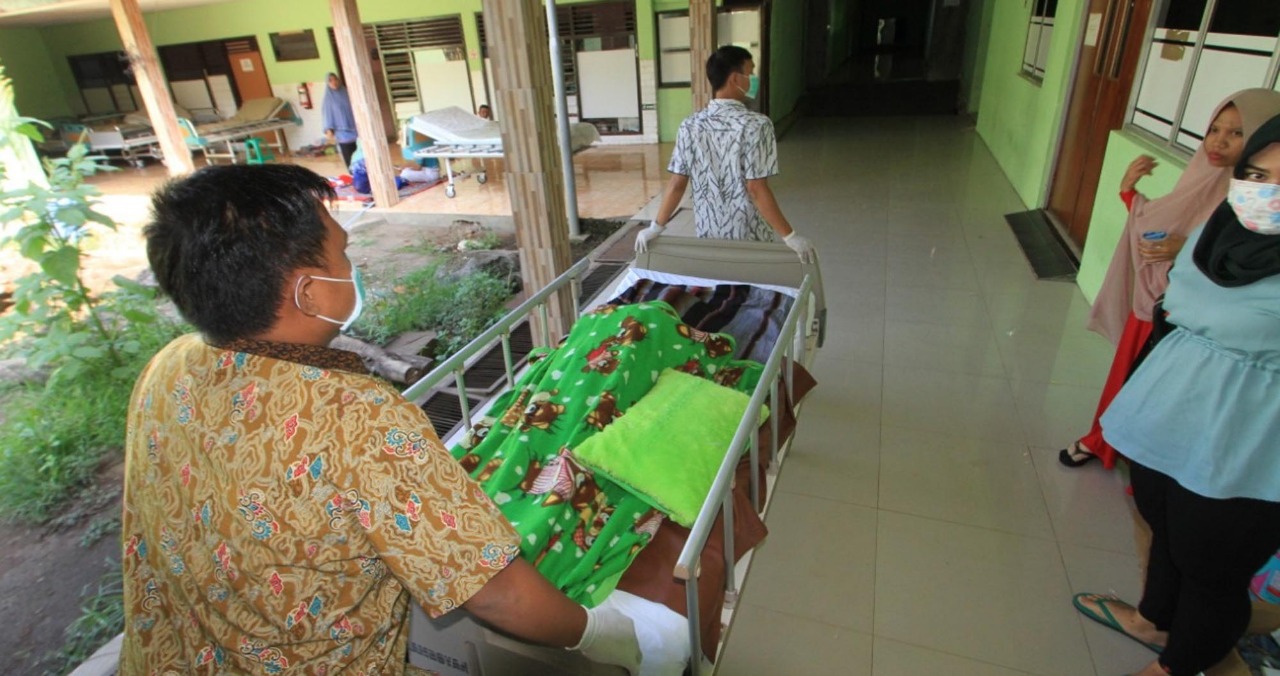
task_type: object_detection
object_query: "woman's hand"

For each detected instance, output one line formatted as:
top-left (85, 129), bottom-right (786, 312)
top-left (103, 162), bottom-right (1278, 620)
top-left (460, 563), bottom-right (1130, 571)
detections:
top-left (1121, 155), bottom-right (1158, 193)
top-left (1137, 233), bottom-right (1186, 263)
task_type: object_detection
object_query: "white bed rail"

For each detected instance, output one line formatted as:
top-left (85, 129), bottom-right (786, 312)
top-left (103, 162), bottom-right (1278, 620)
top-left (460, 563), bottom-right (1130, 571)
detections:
top-left (400, 257), bottom-right (589, 410)
top-left (673, 272), bottom-right (814, 674)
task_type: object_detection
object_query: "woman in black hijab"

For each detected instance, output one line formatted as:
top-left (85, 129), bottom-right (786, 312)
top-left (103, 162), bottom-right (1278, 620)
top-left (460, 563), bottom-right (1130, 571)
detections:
top-left (1073, 114), bottom-right (1280, 676)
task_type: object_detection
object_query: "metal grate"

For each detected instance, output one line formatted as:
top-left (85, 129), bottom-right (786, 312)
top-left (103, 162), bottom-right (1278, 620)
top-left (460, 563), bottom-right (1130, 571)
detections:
top-left (421, 391), bottom-right (482, 441)
top-left (461, 322), bottom-right (534, 393)
top-left (578, 263), bottom-right (627, 307)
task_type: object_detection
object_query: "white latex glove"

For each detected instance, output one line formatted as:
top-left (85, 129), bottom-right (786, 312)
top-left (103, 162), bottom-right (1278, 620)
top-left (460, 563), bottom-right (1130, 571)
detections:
top-left (634, 220), bottom-right (665, 253)
top-left (571, 603), bottom-right (642, 674)
top-left (784, 231), bottom-right (815, 263)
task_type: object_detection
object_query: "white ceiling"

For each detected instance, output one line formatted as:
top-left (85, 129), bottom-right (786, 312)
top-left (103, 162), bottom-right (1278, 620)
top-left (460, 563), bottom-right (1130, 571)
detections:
top-left (0, 0), bottom-right (230, 27)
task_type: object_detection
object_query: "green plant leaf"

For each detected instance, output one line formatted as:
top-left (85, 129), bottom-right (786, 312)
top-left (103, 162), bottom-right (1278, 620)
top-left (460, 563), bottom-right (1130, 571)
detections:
top-left (15, 122), bottom-right (45, 143)
top-left (71, 346), bottom-right (104, 360)
top-left (39, 246), bottom-right (81, 287)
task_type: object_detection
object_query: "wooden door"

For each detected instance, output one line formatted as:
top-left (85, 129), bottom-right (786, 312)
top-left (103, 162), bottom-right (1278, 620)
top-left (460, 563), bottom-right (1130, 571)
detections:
top-left (229, 51), bottom-right (272, 102)
top-left (1047, 0), bottom-right (1152, 249)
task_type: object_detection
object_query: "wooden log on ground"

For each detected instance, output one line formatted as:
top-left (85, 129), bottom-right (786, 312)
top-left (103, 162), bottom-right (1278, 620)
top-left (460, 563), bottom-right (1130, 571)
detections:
top-left (330, 335), bottom-right (434, 384)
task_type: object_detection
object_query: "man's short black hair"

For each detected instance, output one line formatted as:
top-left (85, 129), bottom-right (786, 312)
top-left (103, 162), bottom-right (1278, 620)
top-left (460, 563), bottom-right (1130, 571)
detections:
top-left (706, 45), bottom-right (753, 91)
top-left (145, 164), bottom-right (336, 344)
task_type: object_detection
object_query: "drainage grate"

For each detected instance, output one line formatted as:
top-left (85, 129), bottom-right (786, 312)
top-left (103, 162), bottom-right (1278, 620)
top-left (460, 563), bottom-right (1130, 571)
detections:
top-left (579, 262), bottom-right (627, 307)
top-left (421, 391), bottom-right (483, 441)
top-left (462, 321), bottom-right (535, 393)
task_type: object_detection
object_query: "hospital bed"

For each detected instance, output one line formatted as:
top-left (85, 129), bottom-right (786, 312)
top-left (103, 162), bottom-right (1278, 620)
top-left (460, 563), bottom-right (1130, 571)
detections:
top-left (177, 97), bottom-right (299, 165)
top-left (401, 236), bottom-right (825, 674)
top-left (404, 106), bottom-right (601, 198)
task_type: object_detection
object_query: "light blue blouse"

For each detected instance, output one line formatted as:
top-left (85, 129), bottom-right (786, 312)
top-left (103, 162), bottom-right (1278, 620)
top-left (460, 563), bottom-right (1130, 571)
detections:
top-left (1101, 225), bottom-right (1280, 502)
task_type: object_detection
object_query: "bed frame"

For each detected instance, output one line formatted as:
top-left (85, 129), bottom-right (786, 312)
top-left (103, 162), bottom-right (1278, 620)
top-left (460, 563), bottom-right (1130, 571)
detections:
top-left (401, 236), bottom-right (825, 674)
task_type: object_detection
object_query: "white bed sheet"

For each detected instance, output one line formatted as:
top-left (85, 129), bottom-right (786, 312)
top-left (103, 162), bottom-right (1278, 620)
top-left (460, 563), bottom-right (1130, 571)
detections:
top-left (614, 266), bottom-right (801, 300)
top-left (408, 106), bottom-right (600, 151)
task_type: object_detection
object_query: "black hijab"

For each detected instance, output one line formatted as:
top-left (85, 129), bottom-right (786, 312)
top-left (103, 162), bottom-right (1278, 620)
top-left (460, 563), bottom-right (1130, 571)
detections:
top-left (1193, 113), bottom-right (1280, 287)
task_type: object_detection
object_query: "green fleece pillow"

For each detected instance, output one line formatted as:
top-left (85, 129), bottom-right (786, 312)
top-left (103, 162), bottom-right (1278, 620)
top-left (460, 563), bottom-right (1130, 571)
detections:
top-left (572, 368), bottom-right (768, 527)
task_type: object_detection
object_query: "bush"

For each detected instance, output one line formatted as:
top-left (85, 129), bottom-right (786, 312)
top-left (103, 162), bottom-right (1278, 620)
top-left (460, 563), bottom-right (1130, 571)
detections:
top-left (0, 68), bottom-right (184, 522)
top-left (353, 264), bottom-right (512, 357)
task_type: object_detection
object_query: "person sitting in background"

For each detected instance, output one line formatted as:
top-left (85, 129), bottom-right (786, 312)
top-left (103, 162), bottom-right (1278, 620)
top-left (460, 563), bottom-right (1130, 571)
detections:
top-left (1073, 113), bottom-right (1280, 676)
top-left (1059, 88), bottom-right (1280, 469)
top-left (121, 164), bottom-right (640, 674)
top-left (322, 72), bottom-right (359, 170)
top-left (477, 104), bottom-right (493, 120)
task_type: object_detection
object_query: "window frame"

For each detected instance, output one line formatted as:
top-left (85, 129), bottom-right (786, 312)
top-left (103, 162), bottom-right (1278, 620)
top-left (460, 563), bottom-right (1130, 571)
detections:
top-left (1125, 0), bottom-right (1280, 156)
top-left (269, 29), bottom-right (320, 63)
top-left (1021, 0), bottom-right (1058, 82)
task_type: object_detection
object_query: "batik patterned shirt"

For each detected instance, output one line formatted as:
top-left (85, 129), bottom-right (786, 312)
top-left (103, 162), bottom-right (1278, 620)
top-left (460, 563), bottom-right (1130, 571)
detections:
top-left (121, 334), bottom-right (520, 675)
top-left (668, 98), bottom-right (779, 241)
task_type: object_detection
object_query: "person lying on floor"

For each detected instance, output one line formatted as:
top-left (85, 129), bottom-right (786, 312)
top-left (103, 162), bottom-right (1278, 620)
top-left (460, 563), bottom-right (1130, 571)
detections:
top-left (120, 164), bottom-right (640, 674)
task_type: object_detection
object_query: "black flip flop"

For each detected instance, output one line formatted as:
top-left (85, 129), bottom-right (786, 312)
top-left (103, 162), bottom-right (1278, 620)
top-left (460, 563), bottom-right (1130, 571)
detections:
top-left (1058, 442), bottom-right (1098, 468)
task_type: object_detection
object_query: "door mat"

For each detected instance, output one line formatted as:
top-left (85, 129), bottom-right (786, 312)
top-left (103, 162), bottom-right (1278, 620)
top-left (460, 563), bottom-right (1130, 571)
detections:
top-left (1004, 209), bottom-right (1079, 282)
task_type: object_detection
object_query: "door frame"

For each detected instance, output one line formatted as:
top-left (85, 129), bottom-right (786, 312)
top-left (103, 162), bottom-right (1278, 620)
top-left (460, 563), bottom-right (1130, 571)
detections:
top-left (1038, 0), bottom-right (1096, 242)
top-left (1042, 0), bottom-right (1155, 250)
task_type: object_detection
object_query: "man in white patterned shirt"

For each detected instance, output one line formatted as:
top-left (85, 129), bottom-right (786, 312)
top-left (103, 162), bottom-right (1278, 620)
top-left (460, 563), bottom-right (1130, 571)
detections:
top-left (636, 45), bottom-right (815, 262)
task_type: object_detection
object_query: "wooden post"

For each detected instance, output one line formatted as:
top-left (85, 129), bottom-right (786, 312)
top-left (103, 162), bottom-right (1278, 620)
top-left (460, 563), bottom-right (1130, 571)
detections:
top-left (109, 0), bottom-right (193, 175)
top-left (690, 0), bottom-right (716, 111)
top-left (481, 0), bottom-right (574, 343)
top-left (329, 0), bottom-right (398, 207)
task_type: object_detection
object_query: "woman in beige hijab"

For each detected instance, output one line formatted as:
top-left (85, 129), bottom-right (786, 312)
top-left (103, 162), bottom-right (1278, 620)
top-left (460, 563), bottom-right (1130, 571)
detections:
top-left (1060, 88), bottom-right (1280, 469)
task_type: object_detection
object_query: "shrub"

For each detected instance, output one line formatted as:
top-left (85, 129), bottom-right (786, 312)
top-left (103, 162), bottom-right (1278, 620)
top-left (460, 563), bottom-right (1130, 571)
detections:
top-left (0, 68), bottom-right (184, 522)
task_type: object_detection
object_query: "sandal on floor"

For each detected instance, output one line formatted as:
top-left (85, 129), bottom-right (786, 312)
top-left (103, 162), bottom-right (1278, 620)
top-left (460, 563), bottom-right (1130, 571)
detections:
top-left (1058, 441), bottom-right (1098, 468)
top-left (1072, 593), bottom-right (1164, 653)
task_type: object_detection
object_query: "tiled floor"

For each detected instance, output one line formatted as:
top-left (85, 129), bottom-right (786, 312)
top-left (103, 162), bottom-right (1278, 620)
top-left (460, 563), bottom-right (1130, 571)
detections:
top-left (84, 140), bottom-right (672, 220)
top-left (714, 116), bottom-right (1155, 675)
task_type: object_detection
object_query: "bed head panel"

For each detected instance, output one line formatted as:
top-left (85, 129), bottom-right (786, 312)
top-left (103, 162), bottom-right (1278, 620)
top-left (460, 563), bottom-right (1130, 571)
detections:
top-left (631, 236), bottom-right (826, 324)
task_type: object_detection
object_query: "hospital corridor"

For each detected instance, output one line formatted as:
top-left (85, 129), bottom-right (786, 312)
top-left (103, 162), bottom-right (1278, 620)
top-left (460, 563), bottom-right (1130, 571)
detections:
top-left (713, 115), bottom-right (1154, 676)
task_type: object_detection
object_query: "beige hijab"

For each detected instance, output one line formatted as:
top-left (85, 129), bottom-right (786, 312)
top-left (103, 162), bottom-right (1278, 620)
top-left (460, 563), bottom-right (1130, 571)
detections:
top-left (1087, 88), bottom-right (1280, 344)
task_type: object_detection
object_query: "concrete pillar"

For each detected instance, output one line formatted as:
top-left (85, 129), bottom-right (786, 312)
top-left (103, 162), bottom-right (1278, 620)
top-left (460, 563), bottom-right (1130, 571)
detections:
top-left (480, 0), bottom-right (574, 343)
top-left (109, 0), bottom-right (194, 175)
top-left (329, 0), bottom-right (398, 207)
top-left (689, 0), bottom-right (716, 110)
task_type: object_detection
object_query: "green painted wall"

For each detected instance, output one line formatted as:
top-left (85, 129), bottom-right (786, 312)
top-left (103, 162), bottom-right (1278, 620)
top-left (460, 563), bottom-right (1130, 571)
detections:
top-left (1075, 131), bottom-right (1186, 302)
top-left (658, 87), bottom-right (692, 142)
top-left (768, 0), bottom-right (805, 121)
top-left (0, 27), bottom-right (72, 120)
top-left (974, 0), bottom-right (1083, 207)
top-left (960, 0), bottom-right (993, 115)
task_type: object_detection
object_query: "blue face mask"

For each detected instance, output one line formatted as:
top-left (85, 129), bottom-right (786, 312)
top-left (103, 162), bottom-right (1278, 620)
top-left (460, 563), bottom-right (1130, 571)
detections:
top-left (745, 74), bottom-right (760, 99)
top-left (295, 258), bottom-right (365, 331)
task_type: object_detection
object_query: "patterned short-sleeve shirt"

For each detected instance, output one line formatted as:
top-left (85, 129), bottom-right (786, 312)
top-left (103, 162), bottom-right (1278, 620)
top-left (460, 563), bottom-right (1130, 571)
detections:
top-left (121, 334), bottom-right (520, 675)
top-left (668, 98), bottom-right (779, 241)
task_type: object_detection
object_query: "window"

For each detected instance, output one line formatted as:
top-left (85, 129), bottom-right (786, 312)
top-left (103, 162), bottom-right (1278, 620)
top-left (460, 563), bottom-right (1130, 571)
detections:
top-left (1022, 0), bottom-right (1058, 80)
top-left (656, 9), bottom-right (761, 88)
top-left (1129, 0), bottom-right (1280, 152)
top-left (67, 51), bottom-right (138, 114)
top-left (269, 30), bottom-right (319, 62)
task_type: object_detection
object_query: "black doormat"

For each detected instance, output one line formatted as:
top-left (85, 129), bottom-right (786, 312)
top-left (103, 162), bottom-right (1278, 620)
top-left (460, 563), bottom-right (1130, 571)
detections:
top-left (1004, 209), bottom-right (1079, 282)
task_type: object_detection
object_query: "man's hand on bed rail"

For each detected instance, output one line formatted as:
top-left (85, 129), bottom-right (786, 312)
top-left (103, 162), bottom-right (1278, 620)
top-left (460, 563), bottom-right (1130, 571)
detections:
top-left (785, 231), bottom-right (815, 263)
top-left (634, 220), bottom-right (666, 253)
top-left (462, 558), bottom-right (642, 672)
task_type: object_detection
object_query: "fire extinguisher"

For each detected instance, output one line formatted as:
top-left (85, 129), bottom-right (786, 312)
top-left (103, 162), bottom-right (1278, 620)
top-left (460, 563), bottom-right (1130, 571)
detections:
top-left (297, 82), bottom-right (312, 110)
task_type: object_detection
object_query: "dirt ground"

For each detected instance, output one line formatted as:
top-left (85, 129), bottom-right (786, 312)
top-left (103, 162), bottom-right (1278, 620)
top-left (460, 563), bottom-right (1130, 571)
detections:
top-left (0, 207), bottom-right (627, 674)
top-left (0, 461), bottom-right (123, 676)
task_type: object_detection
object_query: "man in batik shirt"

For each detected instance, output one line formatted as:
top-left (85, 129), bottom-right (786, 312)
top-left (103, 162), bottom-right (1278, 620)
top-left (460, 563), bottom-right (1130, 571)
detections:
top-left (121, 164), bottom-right (640, 674)
top-left (636, 45), bottom-right (816, 263)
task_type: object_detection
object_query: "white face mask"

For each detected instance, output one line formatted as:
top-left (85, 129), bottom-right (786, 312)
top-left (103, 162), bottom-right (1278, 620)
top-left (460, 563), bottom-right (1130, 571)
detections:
top-left (295, 258), bottom-right (365, 330)
top-left (1228, 178), bottom-right (1280, 235)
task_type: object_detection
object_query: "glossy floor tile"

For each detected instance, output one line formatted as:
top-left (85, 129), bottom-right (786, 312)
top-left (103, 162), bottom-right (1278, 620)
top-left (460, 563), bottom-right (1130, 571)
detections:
top-left (720, 116), bottom-right (1148, 676)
